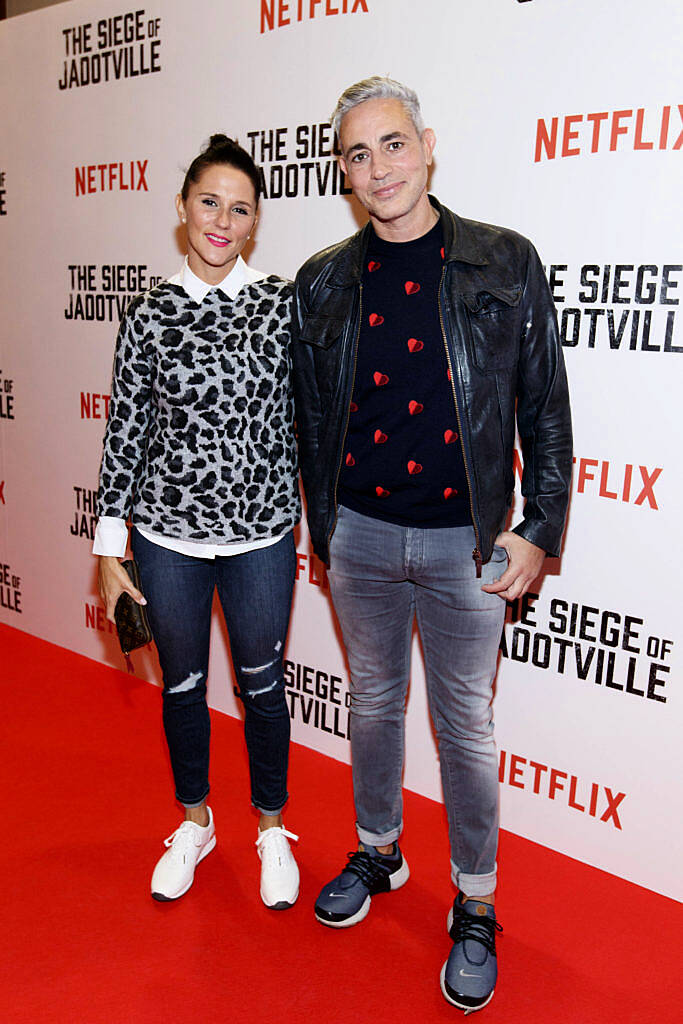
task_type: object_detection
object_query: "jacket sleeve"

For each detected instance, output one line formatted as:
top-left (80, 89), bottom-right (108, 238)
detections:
top-left (290, 272), bottom-right (323, 509)
top-left (96, 296), bottom-right (153, 519)
top-left (512, 242), bottom-right (573, 557)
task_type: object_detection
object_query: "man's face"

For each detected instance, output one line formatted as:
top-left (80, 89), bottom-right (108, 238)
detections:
top-left (338, 97), bottom-right (435, 236)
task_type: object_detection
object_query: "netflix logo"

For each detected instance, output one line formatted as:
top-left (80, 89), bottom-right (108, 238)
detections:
top-left (514, 451), bottom-right (663, 510)
top-left (0, 481), bottom-right (4, 505)
top-left (75, 160), bottom-right (148, 197)
top-left (260, 0), bottom-right (368, 34)
top-left (499, 749), bottom-right (626, 830)
top-left (85, 602), bottom-right (117, 635)
top-left (535, 104), bottom-right (683, 161)
top-left (81, 392), bottom-right (111, 419)
top-left (295, 550), bottom-right (329, 589)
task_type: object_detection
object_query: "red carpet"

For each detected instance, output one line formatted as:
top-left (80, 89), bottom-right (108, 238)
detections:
top-left (0, 623), bottom-right (679, 1023)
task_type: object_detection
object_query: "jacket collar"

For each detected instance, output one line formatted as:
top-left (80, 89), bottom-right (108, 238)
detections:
top-left (431, 196), bottom-right (488, 267)
top-left (326, 194), bottom-right (487, 288)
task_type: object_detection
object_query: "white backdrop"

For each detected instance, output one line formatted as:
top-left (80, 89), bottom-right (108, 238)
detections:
top-left (0, 0), bottom-right (681, 900)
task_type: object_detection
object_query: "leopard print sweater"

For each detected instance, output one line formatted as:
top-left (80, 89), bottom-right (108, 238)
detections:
top-left (97, 276), bottom-right (300, 544)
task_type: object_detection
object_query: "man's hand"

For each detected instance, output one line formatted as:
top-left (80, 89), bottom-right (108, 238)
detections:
top-left (481, 531), bottom-right (546, 601)
top-left (98, 556), bottom-right (146, 624)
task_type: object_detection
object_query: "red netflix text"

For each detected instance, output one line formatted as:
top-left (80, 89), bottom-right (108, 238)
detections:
top-left (85, 602), bottom-right (117, 634)
top-left (535, 105), bottom-right (683, 162)
top-left (261, 0), bottom-right (368, 33)
top-left (295, 551), bottom-right (329, 589)
top-left (513, 451), bottom-right (663, 510)
top-left (499, 749), bottom-right (626, 830)
top-left (81, 392), bottom-right (111, 419)
top-left (75, 160), bottom-right (148, 196)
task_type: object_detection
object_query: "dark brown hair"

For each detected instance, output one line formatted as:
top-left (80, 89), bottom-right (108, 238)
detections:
top-left (181, 134), bottom-right (261, 203)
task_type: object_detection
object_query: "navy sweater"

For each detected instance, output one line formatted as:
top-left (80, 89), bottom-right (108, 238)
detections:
top-left (338, 221), bottom-right (470, 528)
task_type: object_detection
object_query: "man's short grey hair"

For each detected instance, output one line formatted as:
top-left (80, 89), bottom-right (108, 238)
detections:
top-left (331, 76), bottom-right (425, 139)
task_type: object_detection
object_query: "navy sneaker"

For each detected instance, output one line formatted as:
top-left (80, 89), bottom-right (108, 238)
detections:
top-left (440, 893), bottom-right (502, 1013)
top-left (314, 843), bottom-right (410, 928)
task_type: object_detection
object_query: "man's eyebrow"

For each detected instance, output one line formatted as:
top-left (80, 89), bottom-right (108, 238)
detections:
top-left (345, 131), bottom-right (409, 156)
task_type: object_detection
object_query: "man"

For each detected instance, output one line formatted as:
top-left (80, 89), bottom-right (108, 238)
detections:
top-left (291, 76), bottom-right (572, 1013)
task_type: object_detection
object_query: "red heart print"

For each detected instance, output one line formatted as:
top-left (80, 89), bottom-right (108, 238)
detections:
top-left (408, 400), bottom-right (423, 415)
top-left (368, 260), bottom-right (381, 272)
top-left (374, 372), bottom-right (389, 386)
top-left (369, 313), bottom-right (384, 326)
top-left (444, 429), bottom-right (458, 444)
top-left (345, 453), bottom-right (355, 466)
top-left (404, 281), bottom-right (421, 295)
top-left (407, 338), bottom-right (424, 353)
top-left (349, 401), bottom-right (358, 412)
top-left (443, 487), bottom-right (458, 500)
top-left (374, 429), bottom-right (388, 444)
top-left (440, 247), bottom-right (445, 259)
top-left (375, 486), bottom-right (390, 498)
top-left (407, 461), bottom-right (423, 475)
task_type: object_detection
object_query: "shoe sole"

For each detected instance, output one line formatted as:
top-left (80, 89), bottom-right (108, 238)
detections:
top-left (439, 963), bottom-right (495, 1014)
top-left (151, 834), bottom-right (216, 902)
top-left (262, 888), bottom-right (299, 913)
top-left (314, 856), bottom-right (410, 928)
top-left (262, 888), bottom-right (300, 911)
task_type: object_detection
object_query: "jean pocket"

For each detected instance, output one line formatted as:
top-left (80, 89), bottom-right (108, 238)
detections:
top-left (492, 544), bottom-right (509, 564)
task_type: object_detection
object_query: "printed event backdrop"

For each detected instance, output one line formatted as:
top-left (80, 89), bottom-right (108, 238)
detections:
top-left (0, 0), bottom-right (680, 900)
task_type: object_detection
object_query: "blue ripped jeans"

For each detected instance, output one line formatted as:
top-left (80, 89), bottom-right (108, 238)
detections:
top-left (327, 507), bottom-right (506, 897)
top-left (132, 528), bottom-right (296, 815)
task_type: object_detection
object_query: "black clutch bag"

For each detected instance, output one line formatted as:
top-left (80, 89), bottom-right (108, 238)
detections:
top-left (114, 559), bottom-right (152, 655)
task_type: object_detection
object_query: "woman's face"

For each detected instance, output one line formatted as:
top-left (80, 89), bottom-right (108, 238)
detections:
top-left (176, 163), bottom-right (258, 284)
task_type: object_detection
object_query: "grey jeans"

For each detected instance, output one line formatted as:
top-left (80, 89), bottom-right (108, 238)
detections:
top-left (327, 505), bottom-right (507, 897)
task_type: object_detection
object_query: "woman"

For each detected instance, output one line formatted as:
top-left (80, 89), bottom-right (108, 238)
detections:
top-left (94, 135), bottom-right (301, 909)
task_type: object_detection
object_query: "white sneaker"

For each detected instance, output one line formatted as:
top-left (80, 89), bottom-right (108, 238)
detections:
top-left (255, 826), bottom-right (300, 909)
top-left (151, 807), bottom-right (216, 901)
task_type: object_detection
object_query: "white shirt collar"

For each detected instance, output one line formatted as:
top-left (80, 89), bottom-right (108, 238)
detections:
top-left (167, 256), bottom-right (266, 302)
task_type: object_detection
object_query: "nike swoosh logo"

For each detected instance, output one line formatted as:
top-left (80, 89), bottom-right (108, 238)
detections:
top-left (459, 969), bottom-right (482, 979)
top-left (327, 893), bottom-right (348, 898)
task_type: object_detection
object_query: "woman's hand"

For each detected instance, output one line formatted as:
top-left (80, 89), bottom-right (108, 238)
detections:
top-left (98, 556), bottom-right (147, 623)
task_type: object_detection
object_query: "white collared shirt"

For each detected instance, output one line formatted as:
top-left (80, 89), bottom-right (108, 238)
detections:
top-left (93, 257), bottom-right (285, 560)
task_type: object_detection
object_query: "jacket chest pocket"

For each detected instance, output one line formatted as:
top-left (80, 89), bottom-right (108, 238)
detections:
top-left (300, 314), bottom-right (346, 397)
top-left (462, 284), bottom-right (522, 372)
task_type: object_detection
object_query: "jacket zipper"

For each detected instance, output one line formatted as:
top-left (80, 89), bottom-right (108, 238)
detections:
top-left (327, 284), bottom-right (363, 552)
top-left (438, 266), bottom-right (483, 577)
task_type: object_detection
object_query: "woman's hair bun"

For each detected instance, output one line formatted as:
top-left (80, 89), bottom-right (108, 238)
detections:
top-left (181, 134), bottom-right (262, 203)
top-left (207, 133), bottom-right (232, 149)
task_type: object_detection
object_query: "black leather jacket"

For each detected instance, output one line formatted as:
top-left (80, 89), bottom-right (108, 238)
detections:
top-left (291, 196), bottom-right (572, 569)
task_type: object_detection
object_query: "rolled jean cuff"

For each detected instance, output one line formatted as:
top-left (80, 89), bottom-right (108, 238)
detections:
top-left (451, 860), bottom-right (497, 898)
top-left (253, 796), bottom-right (288, 817)
top-left (179, 786), bottom-right (210, 809)
top-left (356, 820), bottom-right (403, 847)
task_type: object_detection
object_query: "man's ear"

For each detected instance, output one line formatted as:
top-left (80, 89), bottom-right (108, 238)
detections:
top-left (339, 153), bottom-right (348, 177)
top-left (422, 128), bottom-right (436, 166)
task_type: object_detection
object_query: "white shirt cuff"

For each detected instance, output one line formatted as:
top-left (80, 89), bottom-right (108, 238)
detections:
top-left (92, 516), bottom-right (129, 558)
